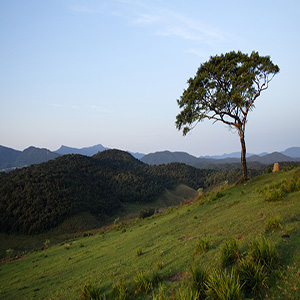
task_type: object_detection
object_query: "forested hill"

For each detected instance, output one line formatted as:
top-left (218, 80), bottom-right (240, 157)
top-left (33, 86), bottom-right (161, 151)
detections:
top-left (0, 149), bottom-right (218, 234)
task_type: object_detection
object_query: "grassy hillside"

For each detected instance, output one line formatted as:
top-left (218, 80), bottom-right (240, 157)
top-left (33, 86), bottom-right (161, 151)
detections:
top-left (1, 166), bottom-right (299, 299)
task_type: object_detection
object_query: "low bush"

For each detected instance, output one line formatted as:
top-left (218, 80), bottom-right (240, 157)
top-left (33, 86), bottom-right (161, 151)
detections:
top-left (140, 208), bottom-right (155, 219)
top-left (259, 175), bottom-right (300, 202)
top-left (249, 236), bottom-right (279, 271)
top-left (205, 269), bottom-right (242, 300)
top-left (79, 281), bottom-right (105, 300)
top-left (190, 265), bottom-right (208, 299)
top-left (264, 188), bottom-right (284, 201)
top-left (151, 271), bottom-right (162, 285)
top-left (133, 271), bottom-right (152, 294)
top-left (112, 280), bottom-right (129, 300)
top-left (6, 248), bottom-right (14, 259)
top-left (136, 248), bottom-right (143, 257)
top-left (264, 215), bottom-right (283, 232)
top-left (152, 283), bottom-right (168, 300)
top-left (44, 239), bottom-right (50, 248)
top-left (176, 286), bottom-right (199, 300)
top-left (237, 258), bottom-right (268, 297)
top-left (220, 238), bottom-right (241, 267)
top-left (194, 238), bottom-right (210, 254)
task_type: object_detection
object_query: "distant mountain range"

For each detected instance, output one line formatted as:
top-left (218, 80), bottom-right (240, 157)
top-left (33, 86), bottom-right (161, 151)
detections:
top-left (0, 145), bottom-right (60, 170)
top-left (54, 144), bottom-right (145, 160)
top-left (1, 144), bottom-right (299, 171)
top-left (140, 149), bottom-right (300, 167)
top-left (55, 144), bottom-right (108, 156)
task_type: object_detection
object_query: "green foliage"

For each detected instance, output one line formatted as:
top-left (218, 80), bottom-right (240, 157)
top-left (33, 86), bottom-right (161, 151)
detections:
top-left (264, 215), bottom-right (283, 232)
top-left (236, 258), bottom-right (268, 297)
top-left (6, 248), bottom-right (14, 259)
top-left (112, 280), bottom-right (129, 300)
top-left (133, 271), bottom-right (152, 294)
top-left (205, 269), bottom-right (242, 300)
top-left (136, 248), bottom-right (143, 257)
top-left (176, 51), bottom-right (279, 135)
top-left (220, 238), bottom-right (241, 267)
top-left (80, 281), bottom-right (105, 300)
top-left (190, 265), bottom-right (208, 298)
top-left (44, 239), bottom-right (50, 248)
top-left (0, 150), bottom-right (213, 234)
top-left (249, 236), bottom-right (279, 271)
top-left (176, 285), bottom-right (199, 300)
top-left (152, 283), bottom-right (168, 300)
top-left (176, 51), bottom-right (279, 180)
top-left (139, 208), bottom-right (155, 219)
top-left (1, 166), bottom-right (299, 299)
top-left (259, 173), bottom-right (300, 202)
top-left (194, 238), bottom-right (210, 254)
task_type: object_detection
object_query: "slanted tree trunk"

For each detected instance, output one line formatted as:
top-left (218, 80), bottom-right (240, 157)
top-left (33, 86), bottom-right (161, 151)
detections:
top-left (239, 131), bottom-right (247, 181)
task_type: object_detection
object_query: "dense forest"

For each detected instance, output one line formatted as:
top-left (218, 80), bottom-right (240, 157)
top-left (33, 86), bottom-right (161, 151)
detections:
top-left (0, 149), bottom-right (271, 234)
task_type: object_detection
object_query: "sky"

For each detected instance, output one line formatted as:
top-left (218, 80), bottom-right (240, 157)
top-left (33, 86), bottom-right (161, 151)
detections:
top-left (0, 0), bottom-right (299, 156)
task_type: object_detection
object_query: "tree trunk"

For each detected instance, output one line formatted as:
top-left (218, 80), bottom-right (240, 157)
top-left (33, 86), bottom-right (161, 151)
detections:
top-left (240, 131), bottom-right (247, 181)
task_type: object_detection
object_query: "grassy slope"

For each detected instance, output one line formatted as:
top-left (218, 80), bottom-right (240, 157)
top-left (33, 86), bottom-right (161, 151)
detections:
top-left (0, 168), bottom-right (300, 299)
top-left (0, 184), bottom-right (197, 259)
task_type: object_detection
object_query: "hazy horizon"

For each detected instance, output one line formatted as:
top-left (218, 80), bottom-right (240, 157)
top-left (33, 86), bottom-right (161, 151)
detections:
top-left (2, 142), bottom-right (299, 158)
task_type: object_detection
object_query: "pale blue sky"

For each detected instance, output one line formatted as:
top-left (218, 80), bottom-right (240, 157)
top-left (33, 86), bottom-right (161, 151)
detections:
top-left (1, 0), bottom-right (299, 156)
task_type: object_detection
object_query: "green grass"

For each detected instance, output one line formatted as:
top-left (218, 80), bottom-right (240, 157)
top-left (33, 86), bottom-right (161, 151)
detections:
top-left (220, 238), bottom-right (241, 267)
top-left (1, 167), bottom-right (300, 299)
top-left (264, 215), bottom-right (283, 232)
top-left (236, 258), bottom-right (268, 297)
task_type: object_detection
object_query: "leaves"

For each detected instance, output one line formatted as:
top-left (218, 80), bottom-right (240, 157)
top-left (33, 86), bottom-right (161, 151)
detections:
top-left (176, 51), bottom-right (279, 134)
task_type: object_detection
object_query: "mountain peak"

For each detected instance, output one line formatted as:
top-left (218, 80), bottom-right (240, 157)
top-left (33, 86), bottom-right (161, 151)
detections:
top-left (55, 144), bottom-right (107, 156)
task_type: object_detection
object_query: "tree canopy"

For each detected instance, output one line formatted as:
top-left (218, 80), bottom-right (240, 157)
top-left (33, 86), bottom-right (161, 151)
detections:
top-left (176, 51), bottom-right (279, 180)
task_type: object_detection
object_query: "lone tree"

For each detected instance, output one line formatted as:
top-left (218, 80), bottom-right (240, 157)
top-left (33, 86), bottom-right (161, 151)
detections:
top-left (176, 51), bottom-right (279, 181)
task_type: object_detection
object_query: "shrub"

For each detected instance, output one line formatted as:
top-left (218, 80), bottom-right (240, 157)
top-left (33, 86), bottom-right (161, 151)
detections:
top-left (6, 248), bottom-right (14, 259)
top-left (190, 265), bottom-right (208, 298)
top-left (140, 208), bottom-right (155, 219)
top-left (220, 238), bottom-right (241, 267)
top-left (136, 248), bottom-right (143, 257)
top-left (112, 280), bottom-right (129, 300)
top-left (264, 188), bottom-right (284, 201)
top-left (237, 259), bottom-right (268, 297)
top-left (286, 175), bottom-right (300, 192)
top-left (259, 182), bottom-right (285, 201)
top-left (151, 271), bottom-right (162, 285)
top-left (194, 238), bottom-right (210, 254)
top-left (205, 269), bottom-right (242, 300)
top-left (264, 215), bottom-right (283, 232)
top-left (249, 236), bottom-right (279, 271)
top-left (80, 281), bottom-right (105, 300)
top-left (152, 283), bottom-right (168, 300)
top-left (44, 239), bottom-right (50, 248)
top-left (213, 191), bottom-right (224, 200)
top-left (133, 271), bottom-right (152, 294)
top-left (176, 286), bottom-right (199, 300)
